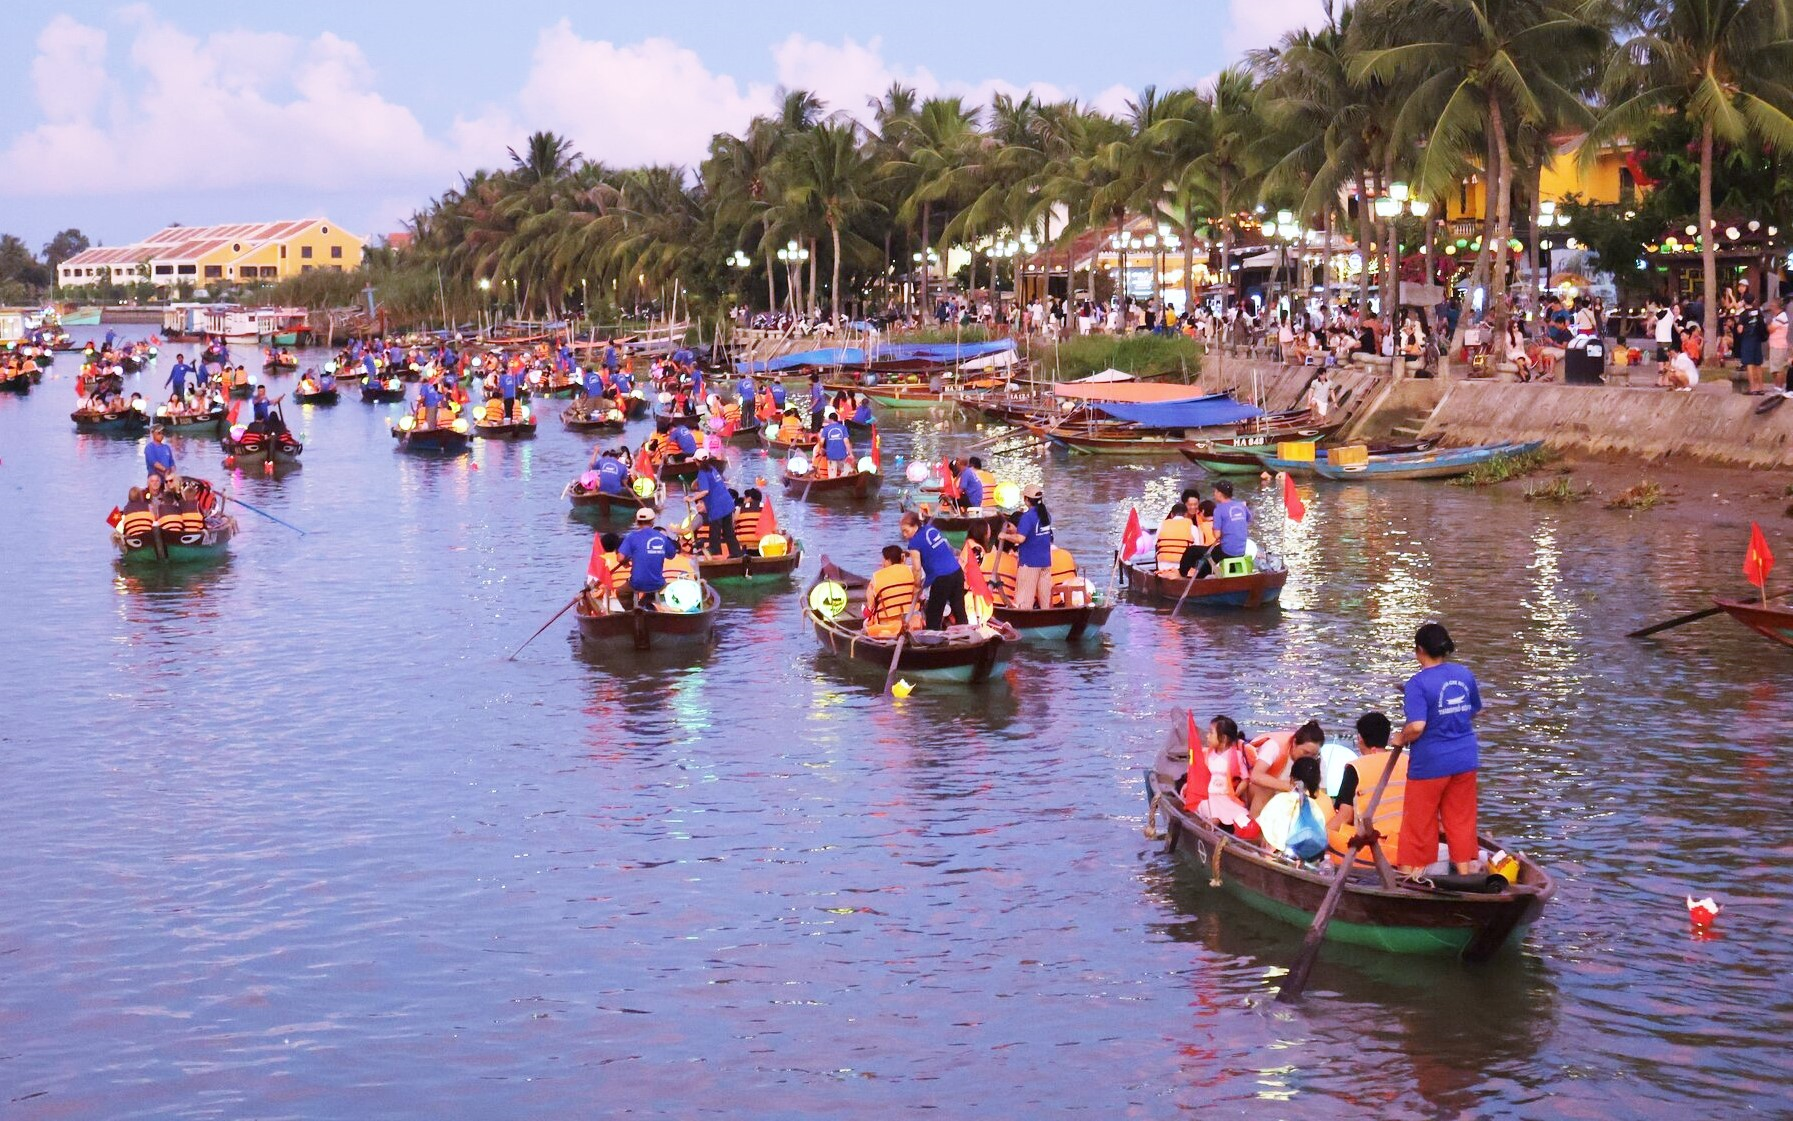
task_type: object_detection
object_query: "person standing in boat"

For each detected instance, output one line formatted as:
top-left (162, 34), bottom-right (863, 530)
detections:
top-left (1000, 485), bottom-right (1055, 610)
top-left (955, 458), bottom-right (985, 512)
top-left (419, 378), bottom-right (443, 430)
top-left (497, 366), bottom-right (520, 421)
top-left (1391, 623), bottom-right (1482, 876)
top-left (144, 426), bottom-right (176, 483)
top-left (900, 510), bottom-right (969, 630)
top-left (818, 413), bottom-right (852, 478)
top-left (166, 354), bottom-right (193, 399)
top-left (690, 453), bottom-right (741, 557)
top-left (807, 374), bottom-right (827, 432)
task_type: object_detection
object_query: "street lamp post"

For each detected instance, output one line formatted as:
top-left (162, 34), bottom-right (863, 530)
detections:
top-left (478, 276), bottom-right (492, 335)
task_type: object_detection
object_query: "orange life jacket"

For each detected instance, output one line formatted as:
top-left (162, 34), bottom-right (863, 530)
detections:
top-left (663, 555), bottom-right (698, 581)
top-left (1157, 517), bottom-right (1195, 570)
top-left (1327, 749), bottom-right (1408, 866)
top-left (864, 564), bottom-right (918, 636)
top-left (735, 507), bottom-right (763, 549)
top-left (1047, 546), bottom-right (1078, 603)
top-left (1195, 517), bottom-right (1218, 547)
top-left (119, 508), bottom-right (155, 535)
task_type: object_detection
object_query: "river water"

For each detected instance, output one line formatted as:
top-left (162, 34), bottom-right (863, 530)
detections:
top-left (2, 327), bottom-right (1788, 1119)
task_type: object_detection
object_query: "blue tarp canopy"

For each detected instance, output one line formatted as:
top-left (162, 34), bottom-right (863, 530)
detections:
top-left (1091, 393), bottom-right (1263, 429)
top-left (735, 338), bottom-right (1015, 374)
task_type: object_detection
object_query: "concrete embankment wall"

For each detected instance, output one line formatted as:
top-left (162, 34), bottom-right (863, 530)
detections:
top-left (1419, 382), bottom-right (1793, 469)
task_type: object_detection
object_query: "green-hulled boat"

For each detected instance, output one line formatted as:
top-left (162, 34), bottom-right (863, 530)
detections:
top-left (1147, 710), bottom-right (1553, 959)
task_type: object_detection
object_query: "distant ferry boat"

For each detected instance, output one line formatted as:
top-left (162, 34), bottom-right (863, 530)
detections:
top-left (59, 305), bottom-right (102, 326)
top-left (198, 305), bottom-right (312, 345)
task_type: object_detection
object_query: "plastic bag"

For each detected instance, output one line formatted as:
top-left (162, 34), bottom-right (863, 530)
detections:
top-left (1285, 795), bottom-right (1328, 861)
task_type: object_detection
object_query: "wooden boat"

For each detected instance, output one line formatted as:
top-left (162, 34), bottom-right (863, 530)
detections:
top-left (919, 508), bottom-right (1010, 540)
top-left (1032, 412), bottom-right (1340, 456)
top-left (991, 597), bottom-right (1114, 642)
top-left (695, 540), bottom-right (803, 585)
top-left (361, 381), bottom-right (407, 403)
top-left (803, 564), bottom-right (1012, 682)
top-left (573, 582), bottom-right (720, 651)
top-left (115, 514), bottom-right (238, 565)
top-left (1713, 598), bottom-right (1793, 649)
top-left (391, 422), bottom-right (471, 454)
top-left (1310, 441), bottom-right (1544, 481)
top-left (294, 376), bottom-right (339, 405)
top-left (157, 406), bottom-right (228, 434)
top-left (824, 377), bottom-right (951, 409)
top-left (1148, 710), bottom-right (1554, 959)
top-left (222, 426), bottom-right (303, 467)
top-left (1123, 557), bottom-right (1286, 608)
top-left (0, 369), bottom-right (32, 394)
top-left (761, 426), bottom-right (822, 452)
top-left (473, 415), bottom-right (538, 439)
top-left (537, 377), bottom-right (584, 398)
top-left (1182, 438), bottom-right (1437, 477)
top-left (562, 404), bottom-right (627, 433)
top-left (72, 407), bottom-right (150, 434)
top-left (658, 457), bottom-right (701, 483)
top-left (567, 480), bottom-right (661, 517)
top-left (782, 466), bottom-right (881, 501)
top-left (262, 351), bottom-right (298, 370)
top-left (654, 410), bottom-right (703, 432)
top-left (721, 419), bottom-right (763, 446)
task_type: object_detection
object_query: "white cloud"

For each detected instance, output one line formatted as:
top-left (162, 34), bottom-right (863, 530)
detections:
top-left (3, 10), bottom-right (452, 198)
top-left (1221, 0), bottom-right (1330, 58)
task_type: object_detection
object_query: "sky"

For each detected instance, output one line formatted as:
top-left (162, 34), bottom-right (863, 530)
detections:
top-left (2, 1), bottom-right (1329, 252)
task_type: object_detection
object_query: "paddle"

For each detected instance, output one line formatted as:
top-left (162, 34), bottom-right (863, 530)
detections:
top-left (221, 494), bottom-right (307, 535)
top-left (883, 594), bottom-right (923, 697)
top-left (1628, 588), bottom-right (1793, 638)
top-left (1276, 743), bottom-right (1406, 1003)
top-left (508, 593), bottom-right (584, 660)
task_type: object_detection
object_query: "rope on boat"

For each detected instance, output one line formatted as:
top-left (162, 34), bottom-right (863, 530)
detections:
top-left (1143, 794), bottom-right (1163, 840)
top-left (1209, 836), bottom-right (1228, 888)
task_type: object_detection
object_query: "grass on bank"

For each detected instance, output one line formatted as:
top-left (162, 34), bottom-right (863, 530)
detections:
top-left (888, 329), bottom-right (1205, 380)
top-left (1451, 448), bottom-right (1554, 488)
top-left (1606, 481), bottom-right (1664, 510)
top-left (1523, 476), bottom-right (1589, 502)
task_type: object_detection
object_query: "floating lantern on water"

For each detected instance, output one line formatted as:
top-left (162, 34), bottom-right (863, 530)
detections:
top-left (891, 679), bottom-right (915, 698)
top-left (1687, 896), bottom-right (1721, 930)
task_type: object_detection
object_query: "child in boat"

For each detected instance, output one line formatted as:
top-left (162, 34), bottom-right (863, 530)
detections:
top-left (1190, 715), bottom-right (1254, 834)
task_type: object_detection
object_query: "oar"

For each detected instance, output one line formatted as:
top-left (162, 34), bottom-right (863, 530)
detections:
top-left (222, 494), bottom-right (307, 535)
top-left (881, 569), bottom-right (927, 696)
top-left (508, 593), bottom-right (583, 660)
top-left (1277, 743), bottom-right (1405, 1003)
top-left (1628, 587), bottom-right (1793, 638)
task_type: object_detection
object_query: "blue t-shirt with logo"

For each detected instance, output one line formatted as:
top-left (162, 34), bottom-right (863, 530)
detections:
top-left (910, 524), bottom-right (961, 585)
top-left (1015, 507), bottom-right (1053, 567)
top-left (820, 421), bottom-right (850, 461)
top-left (596, 457), bottom-right (627, 495)
top-left (584, 370), bottom-right (605, 396)
top-left (771, 383), bottom-right (786, 408)
top-left (618, 527), bottom-right (675, 592)
top-left (670, 426), bottom-right (697, 456)
top-left (1403, 662), bottom-right (1483, 779)
top-left (1213, 499), bottom-right (1252, 555)
top-left (957, 469), bottom-right (984, 508)
top-left (695, 466), bottom-right (736, 520)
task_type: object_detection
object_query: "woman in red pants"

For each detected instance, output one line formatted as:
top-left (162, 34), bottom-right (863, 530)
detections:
top-left (1391, 622), bottom-right (1483, 876)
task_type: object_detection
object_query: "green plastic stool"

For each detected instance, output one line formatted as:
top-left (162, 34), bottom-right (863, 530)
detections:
top-left (1217, 556), bottom-right (1255, 577)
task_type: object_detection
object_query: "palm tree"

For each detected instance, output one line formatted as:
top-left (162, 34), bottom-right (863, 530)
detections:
top-left (891, 97), bottom-right (984, 310)
top-left (783, 123), bottom-right (883, 323)
top-left (1595, 0), bottom-right (1793, 353)
top-left (508, 131), bottom-right (580, 187)
top-left (1352, 0), bottom-right (1604, 337)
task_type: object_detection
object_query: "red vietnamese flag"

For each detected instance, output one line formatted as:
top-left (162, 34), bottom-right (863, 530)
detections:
top-left (1119, 506), bottom-right (1142, 561)
top-left (759, 492), bottom-right (779, 538)
top-left (1282, 472), bottom-right (1306, 522)
top-left (870, 425), bottom-right (881, 470)
top-left (105, 506), bottom-right (123, 528)
top-left (964, 551), bottom-right (998, 608)
top-left (940, 458), bottom-right (960, 501)
top-left (1744, 521), bottom-right (1774, 589)
top-left (633, 443), bottom-right (653, 478)
top-left (586, 534), bottom-right (615, 593)
top-left (227, 400), bottom-right (243, 425)
top-left (1184, 711), bottom-right (1211, 809)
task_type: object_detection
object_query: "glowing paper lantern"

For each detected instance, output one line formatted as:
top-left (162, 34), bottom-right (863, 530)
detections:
top-left (661, 579), bottom-right (702, 613)
top-left (905, 462), bottom-right (929, 483)
top-left (451, 418), bottom-right (469, 434)
top-left (856, 455), bottom-right (876, 473)
top-left (788, 454), bottom-right (811, 475)
top-left (994, 482), bottom-right (1021, 509)
top-left (808, 581), bottom-right (848, 619)
top-left (632, 476), bottom-right (657, 498)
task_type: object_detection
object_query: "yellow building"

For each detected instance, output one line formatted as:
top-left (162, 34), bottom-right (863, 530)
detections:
top-left (56, 218), bottom-right (364, 290)
top-left (1442, 135), bottom-right (1640, 227)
